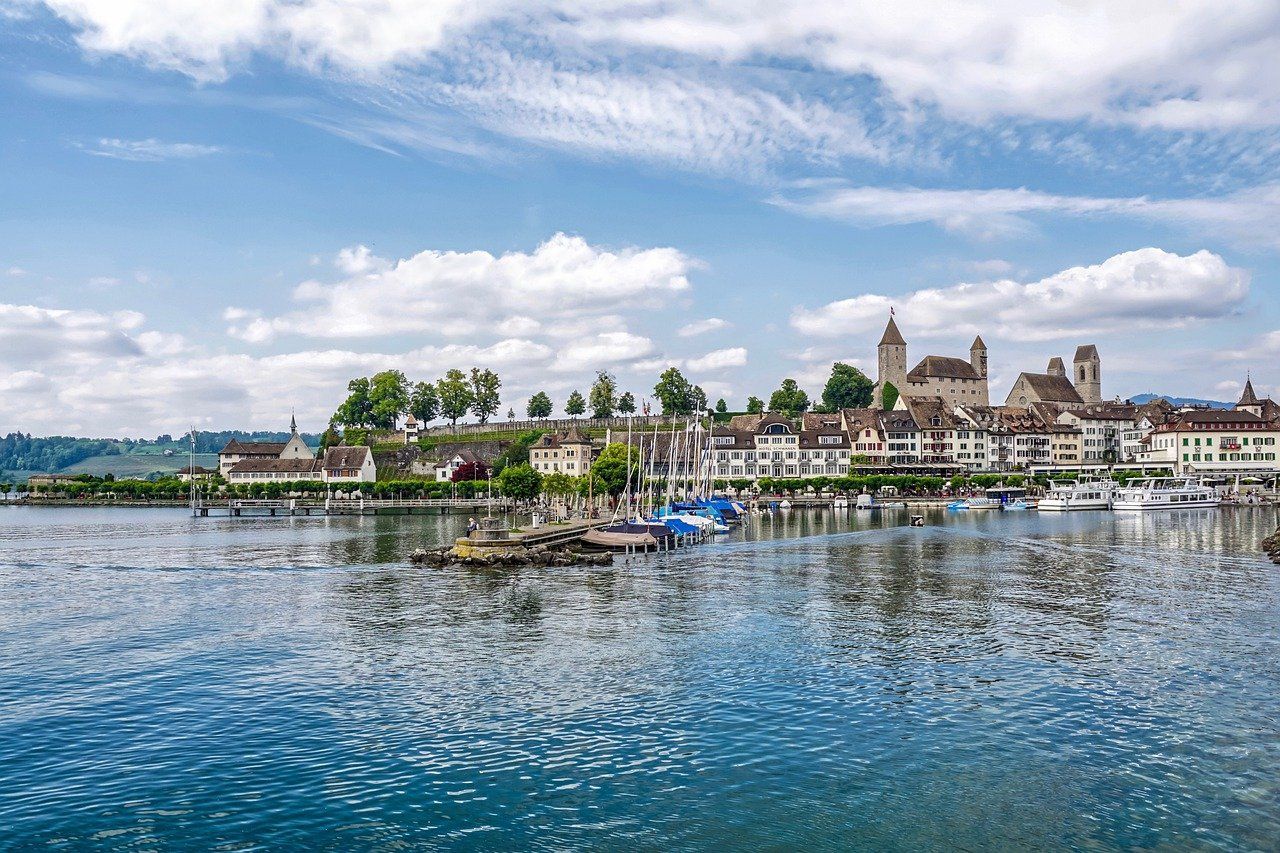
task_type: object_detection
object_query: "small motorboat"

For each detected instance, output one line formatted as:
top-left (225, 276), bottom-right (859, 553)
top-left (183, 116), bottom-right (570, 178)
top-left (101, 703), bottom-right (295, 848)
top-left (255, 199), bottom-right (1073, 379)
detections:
top-left (909, 515), bottom-right (925, 527)
top-left (1002, 500), bottom-right (1030, 511)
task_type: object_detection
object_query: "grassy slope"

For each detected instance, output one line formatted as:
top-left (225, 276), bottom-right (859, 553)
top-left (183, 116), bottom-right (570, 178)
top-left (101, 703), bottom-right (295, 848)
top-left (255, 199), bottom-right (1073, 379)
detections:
top-left (58, 452), bottom-right (220, 478)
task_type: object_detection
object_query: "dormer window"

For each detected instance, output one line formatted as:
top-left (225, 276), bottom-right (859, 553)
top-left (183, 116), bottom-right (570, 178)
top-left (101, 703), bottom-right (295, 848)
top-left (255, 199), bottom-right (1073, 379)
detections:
top-left (930, 416), bottom-right (942, 427)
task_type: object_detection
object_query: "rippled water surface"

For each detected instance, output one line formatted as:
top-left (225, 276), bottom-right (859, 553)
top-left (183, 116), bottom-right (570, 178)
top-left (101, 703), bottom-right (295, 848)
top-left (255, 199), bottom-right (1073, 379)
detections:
top-left (2, 505), bottom-right (1280, 850)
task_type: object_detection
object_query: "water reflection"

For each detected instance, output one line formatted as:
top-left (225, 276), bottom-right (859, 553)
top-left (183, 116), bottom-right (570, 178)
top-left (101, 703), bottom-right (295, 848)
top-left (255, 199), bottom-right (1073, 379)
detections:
top-left (1, 505), bottom-right (1279, 850)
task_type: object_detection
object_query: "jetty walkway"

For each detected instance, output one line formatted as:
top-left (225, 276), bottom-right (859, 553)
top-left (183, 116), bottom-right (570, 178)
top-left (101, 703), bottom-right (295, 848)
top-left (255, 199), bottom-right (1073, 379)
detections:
top-left (196, 497), bottom-right (515, 518)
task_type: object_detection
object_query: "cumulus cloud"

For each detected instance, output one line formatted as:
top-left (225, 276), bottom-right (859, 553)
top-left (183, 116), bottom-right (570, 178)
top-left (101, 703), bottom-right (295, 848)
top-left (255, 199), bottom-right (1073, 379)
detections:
top-left (791, 248), bottom-right (1249, 342)
top-left (227, 232), bottom-right (692, 342)
top-left (773, 182), bottom-right (1280, 248)
top-left (77, 137), bottom-right (223, 161)
top-left (685, 346), bottom-right (747, 373)
top-left (678, 317), bottom-right (730, 337)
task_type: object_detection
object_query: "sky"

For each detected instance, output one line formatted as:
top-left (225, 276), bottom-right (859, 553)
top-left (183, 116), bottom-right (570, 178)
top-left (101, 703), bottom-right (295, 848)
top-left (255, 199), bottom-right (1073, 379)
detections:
top-left (2, 0), bottom-right (1280, 438)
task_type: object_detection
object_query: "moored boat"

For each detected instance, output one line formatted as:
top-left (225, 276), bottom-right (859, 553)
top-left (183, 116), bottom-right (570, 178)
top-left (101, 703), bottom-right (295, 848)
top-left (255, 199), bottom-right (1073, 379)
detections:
top-left (1038, 479), bottom-right (1117, 511)
top-left (1112, 477), bottom-right (1218, 511)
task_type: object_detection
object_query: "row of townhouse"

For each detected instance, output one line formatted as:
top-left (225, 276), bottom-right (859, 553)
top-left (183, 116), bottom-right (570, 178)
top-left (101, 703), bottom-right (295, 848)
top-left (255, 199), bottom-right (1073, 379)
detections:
top-left (704, 381), bottom-right (1280, 483)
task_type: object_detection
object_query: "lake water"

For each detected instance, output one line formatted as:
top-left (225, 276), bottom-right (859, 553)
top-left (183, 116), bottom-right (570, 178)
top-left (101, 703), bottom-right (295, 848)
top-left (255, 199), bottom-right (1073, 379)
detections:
top-left (2, 505), bottom-right (1279, 850)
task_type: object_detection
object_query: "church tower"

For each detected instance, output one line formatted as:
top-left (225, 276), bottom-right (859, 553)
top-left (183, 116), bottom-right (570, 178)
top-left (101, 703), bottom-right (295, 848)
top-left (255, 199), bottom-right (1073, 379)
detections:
top-left (1073, 345), bottom-right (1101, 403)
top-left (969, 335), bottom-right (988, 379)
top-left (874, 316), bottom-right (907, 408)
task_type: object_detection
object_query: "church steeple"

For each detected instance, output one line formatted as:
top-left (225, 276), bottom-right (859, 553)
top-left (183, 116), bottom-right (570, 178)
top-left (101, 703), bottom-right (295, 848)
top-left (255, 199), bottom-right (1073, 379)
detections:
top-left (290, 410), bottom-right (298, 434)
top-left (1239, 376), bottom-right (1259, 406)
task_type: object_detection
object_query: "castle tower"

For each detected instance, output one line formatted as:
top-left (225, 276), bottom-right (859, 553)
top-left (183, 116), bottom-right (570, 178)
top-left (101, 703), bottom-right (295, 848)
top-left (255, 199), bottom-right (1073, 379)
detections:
top-left (1237, 375), bottom-right (1262, 417)
top-left (875, 316), bottom-right (907, 408)
top-left (1046, 357), bottom-right (1066, 378)
top-left (970, 335), bottom-right (988, 379)
top-left (1073, 345), bottom-right (1101, 403)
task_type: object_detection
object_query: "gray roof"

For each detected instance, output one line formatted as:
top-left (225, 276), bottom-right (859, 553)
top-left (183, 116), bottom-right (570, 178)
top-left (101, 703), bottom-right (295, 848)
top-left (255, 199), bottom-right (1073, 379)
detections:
top-left (878, 317), bottom-right (906, 346)
top-left (221, 440), bottom-right (287, 455)
top-left (971, 335), bottom-right (986, 349)
top-left (1018, 372), bottom-right (1084, 404)
top-left (906, 356), bottom-right (981, 382)
top-left (228, 458), bottom-right (320, 474)
top-left (1239, 379), bottom-right (1260, 406)
top-left (1074, 344), bottom-right (1099, 361)
top-left (323, 446), bottom-right (371, 469)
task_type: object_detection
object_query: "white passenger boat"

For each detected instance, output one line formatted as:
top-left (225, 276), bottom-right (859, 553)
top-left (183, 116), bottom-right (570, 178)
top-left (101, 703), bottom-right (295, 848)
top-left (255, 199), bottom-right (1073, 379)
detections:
top-left (962, 497), bottom-right (1001, 510)
top-left (1111, 478), bottom-right (1219, 511)
top-left (1038, 480), bottom-right (1118, 512)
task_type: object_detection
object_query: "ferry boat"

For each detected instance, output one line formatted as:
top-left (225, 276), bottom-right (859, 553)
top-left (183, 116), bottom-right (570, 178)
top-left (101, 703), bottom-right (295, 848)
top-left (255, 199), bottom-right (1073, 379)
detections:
top-left (1038, 480), bottom-right (1117, 512)
top-left (1111, 478), bottom-right (1219, 511)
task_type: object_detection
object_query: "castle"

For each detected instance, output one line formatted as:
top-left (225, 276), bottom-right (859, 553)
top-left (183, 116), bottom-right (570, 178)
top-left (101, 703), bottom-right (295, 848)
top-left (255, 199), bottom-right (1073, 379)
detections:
top-left (873, 316), bottom-right (989, 407)
top-left (872, 316), bottom-right (1101, 409)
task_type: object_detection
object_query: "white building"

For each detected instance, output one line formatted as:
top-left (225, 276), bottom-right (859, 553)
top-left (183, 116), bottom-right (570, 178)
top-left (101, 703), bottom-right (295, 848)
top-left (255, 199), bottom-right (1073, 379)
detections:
top-left (218, 414), bottom-right (314, 477)
top-left (1139, 409), bottom-right (1280, 475)
top-left (226, 445), bottom-right (376, 485)
top-left (707, 413), bottom-right (851, 481)
top-left (435, 449), bottom-right (484, 482)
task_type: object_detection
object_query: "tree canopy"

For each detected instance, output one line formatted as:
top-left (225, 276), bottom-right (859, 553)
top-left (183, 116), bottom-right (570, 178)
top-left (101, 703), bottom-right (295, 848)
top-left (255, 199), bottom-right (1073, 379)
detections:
top-left (768, 379), bottom-right (811, 416)
top-left (653, 367), bottom-right (701, 415)
top-left (746, 395), bottom-right (764, 414)
top-left (565, 390), bottom-right (586, 417)
top-left (589, 370), bottom-right (618, 419)
top-left (821, 362), bottom-right (874, 410)
top-left (409, 381), bottom-right (440, 423)
top-left (715, 398), bottom-right (728, 413)
top-left (437, 369), bottom-right (474, 427)
top-left (469, 367), bottom-right (502, 425)
top-left (617, 391), bottom-right (636, 414)
top-left (526, 391), bottom-right (553, 419)
top-left (497, 464), bottom-right (542, 501)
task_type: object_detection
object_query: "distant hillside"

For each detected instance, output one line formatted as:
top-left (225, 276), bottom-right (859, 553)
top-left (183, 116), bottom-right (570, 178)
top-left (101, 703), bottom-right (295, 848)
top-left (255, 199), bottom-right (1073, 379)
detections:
top-left (1130, 393), bottom-right (1233, 409)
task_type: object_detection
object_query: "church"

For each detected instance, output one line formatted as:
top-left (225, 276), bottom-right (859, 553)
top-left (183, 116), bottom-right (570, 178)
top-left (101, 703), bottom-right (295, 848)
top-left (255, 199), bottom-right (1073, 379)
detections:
top-left (873, 316), bottom-right (990, 407)
top-left (1004, 345), bottom-right (1103, 408)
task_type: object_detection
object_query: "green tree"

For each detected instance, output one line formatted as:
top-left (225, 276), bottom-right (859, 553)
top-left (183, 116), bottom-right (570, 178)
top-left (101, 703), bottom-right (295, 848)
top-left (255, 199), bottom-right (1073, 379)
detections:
top-left (617, 391), bottom-right (636, 414)
top-left (653, 366), bottom-right (695, 415)
top-left (497, 464), bottom-right (543, 502)
top-left (368, 370), bottom-right (410, 429)
top-left (318, 423), bottom-right (343, 452)
top-left (409, 380), bottom-right (440, 423)
top-left (690, 385), bottom-right (708, 413)
top-left (437, 369), bottom-right (474, 428)
top-left (334, 377), bottom-right (374, 427)
top-left (746, 395), bottom-right (764, 414)
top-left (768, 379), bottom-right (810, 416)
top-left (715, 398), bottom-right (728, 413)
top-left (542, 471), bottom-right (574, 499)
top-left (565, 389), bottom-right (586, 417)
top-left (821, 362), bottom-right (874, 410)
top-left (589, 370), bottom-right (618, 419)
top-left (526, 391), bottom-right (553, 419)
top-left (881, 381), bottom-right (900, 411)
top-left (468, 367), bottom-right (502, 425)
top-left (582, 442), bottom-right (638, 497)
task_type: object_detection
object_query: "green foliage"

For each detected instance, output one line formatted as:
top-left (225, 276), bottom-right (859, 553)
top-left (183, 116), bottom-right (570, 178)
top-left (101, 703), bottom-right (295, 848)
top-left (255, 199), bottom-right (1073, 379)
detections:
top-left (821, 362), bottom-right (874, 410)
top-left (0, 433), bottom-right (120, 473)
top-left (334, 377), bottom-right (373, 427)
top-left (490, 430), bottom-right (544, 475)
top-left (468, 367), bottom-right (502, 424)
top-left (369, 370), bottom-right (410, 429)
top-left (581, 442), bottom-right (638, 497)
top-left (653, 367), bottom-right (699, 415)
top-left (589, 370), bottom-right (618, 419)
top-left (437, 369), bottom-right (474, 427)
top-left (541, 471), bottom-right (576, 497)
top-left (497, 464), bottom-right (543, 501)
top-left (715, 398), bottom-right (728, 413)
top-left (746, 396), bottom-right (764, 414)
top-left (768, 379), bottom-right (811, 416)
top-left (526, 391), bottom-right (553, 419)
top-left (881, 381), bottom-right (900, 411)
top-left (565, 389), bottom-right (586, 417)
top-left (617, 391), bottom-right (636, 414)
top-left (410, 381), bottom-right (440, 423)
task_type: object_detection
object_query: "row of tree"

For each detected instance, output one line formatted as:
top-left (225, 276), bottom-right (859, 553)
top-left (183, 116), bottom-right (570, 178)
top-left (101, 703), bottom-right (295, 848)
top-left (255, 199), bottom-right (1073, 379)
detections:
top-left (331, 361), bottom-right (881, 433)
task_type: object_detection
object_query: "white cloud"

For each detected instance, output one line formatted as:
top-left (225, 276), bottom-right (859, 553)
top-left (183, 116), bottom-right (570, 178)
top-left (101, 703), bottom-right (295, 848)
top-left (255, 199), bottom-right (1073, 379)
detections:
top-left (37, 0), bottom-right (1280, 132)
top-left (685, 346), bottom-right (747, 373)
top-left (678, 317), bottom-right (729, 337)
top-left (550, 331), bottom-right (654, 373)
top-left (773, 182), bottom-right (1280, 248)
top-left (228, 232), bottom-right (693, 342)
top-left (6, 266), bottom-right (25, 277)
top-left (792, 248), bottom-right (1249, 342)
top-left (77, 137), bottom-right (223, 161)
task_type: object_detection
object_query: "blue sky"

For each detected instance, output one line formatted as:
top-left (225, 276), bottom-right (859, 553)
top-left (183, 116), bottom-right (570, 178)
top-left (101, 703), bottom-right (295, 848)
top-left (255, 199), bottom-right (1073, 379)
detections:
top-left (2, 0), bottom-right (1280, 436)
